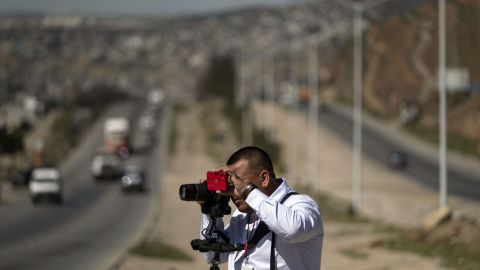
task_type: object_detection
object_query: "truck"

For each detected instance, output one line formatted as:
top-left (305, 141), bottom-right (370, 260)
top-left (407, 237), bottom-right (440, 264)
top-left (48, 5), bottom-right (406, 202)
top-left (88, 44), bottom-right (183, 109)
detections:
top-left (104, 117), bottom-right (131, 158)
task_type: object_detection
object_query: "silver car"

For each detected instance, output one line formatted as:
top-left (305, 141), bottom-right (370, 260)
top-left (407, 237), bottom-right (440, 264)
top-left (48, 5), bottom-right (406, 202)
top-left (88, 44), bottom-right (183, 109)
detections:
top-left (121, 165), bottom-right (146, 192)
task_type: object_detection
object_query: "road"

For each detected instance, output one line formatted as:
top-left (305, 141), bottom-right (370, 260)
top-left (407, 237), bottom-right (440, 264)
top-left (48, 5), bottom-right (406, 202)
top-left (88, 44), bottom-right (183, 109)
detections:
top-left (316, 104), bottom-right (480, 201)
top-left (0, 101), bottom-right (166, 270)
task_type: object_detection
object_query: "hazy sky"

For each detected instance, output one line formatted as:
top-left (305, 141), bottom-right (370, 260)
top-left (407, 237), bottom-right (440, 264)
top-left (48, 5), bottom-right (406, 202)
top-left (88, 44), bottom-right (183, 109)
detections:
top-left (0, 0), bottom-right (291, 15)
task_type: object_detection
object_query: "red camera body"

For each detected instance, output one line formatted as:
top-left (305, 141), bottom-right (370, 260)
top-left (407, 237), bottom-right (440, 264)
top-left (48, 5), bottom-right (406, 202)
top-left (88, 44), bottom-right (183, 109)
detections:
top-left (206, 171), bottom-right (228, 191)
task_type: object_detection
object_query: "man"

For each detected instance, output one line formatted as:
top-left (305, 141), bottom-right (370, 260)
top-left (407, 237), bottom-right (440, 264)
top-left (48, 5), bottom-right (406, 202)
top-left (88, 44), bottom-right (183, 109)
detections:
top-left (200, 146), bottom-right (324, 269)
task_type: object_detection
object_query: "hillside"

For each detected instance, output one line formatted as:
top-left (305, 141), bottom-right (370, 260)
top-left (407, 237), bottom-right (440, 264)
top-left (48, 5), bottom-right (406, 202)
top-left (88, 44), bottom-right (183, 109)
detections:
top-left (325, 0), bottom-right (480, 158)
top-left (1, 0), bottom-right (479, 160)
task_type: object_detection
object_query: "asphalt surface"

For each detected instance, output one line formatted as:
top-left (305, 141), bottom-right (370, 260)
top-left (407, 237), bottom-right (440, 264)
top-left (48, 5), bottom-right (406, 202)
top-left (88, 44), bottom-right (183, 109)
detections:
top-left (0, 101), bottom-right (165, 270)
top-left (315, 104), bottom-right (480, 202)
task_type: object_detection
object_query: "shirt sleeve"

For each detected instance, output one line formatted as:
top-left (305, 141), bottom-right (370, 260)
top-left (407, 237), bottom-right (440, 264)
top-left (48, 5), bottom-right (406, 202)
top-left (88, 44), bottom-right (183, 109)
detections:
top-left (245, 189), bottom-right (323, 243)
top-left (199, 214), bottom-right (230, 264)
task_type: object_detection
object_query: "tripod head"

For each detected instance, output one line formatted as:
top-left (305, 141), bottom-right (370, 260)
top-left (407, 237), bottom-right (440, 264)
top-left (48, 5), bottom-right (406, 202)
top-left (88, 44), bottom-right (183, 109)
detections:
top-left (200, 194), bottom-right (231, 217)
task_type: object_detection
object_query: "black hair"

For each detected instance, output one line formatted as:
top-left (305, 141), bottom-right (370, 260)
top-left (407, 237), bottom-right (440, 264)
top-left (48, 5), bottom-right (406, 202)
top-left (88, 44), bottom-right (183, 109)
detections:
top-left (226, 146), bottom-right (275, 177)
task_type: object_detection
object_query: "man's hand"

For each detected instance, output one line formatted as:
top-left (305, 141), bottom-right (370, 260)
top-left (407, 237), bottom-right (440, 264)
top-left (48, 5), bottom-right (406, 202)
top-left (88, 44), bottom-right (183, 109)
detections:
top-left (228, 171), bottom-right (250, 198)
top-left (211, 167), bottom-right (249, 198)
top-left (210, 167), bottom-right (234, 196)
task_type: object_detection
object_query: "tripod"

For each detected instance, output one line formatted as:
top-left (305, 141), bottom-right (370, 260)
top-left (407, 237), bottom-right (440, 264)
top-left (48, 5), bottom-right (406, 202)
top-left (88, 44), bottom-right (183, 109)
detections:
top-left (191, 213), bottom-right (243, 270)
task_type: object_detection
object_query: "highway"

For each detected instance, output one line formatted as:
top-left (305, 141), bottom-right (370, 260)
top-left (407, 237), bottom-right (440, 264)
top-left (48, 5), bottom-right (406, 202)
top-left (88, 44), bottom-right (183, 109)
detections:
top-left (0, 101), bottom-right (166, 270)
top-left (0, 96), bottom-right (477, 270)
top-left (317, 104), bottom-right (480, 201)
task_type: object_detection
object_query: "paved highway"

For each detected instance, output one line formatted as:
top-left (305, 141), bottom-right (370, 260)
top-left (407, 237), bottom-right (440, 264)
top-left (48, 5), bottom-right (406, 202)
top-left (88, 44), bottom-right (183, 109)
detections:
top-left (316, 104), bottom-right (480, 201)
top-left (0, 101), bottom-right (166, 270)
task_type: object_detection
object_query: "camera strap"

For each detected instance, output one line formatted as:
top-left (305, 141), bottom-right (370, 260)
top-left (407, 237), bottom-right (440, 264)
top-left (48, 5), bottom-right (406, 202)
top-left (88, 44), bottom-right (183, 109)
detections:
top-left (242, 191), bottom-right (298, 269)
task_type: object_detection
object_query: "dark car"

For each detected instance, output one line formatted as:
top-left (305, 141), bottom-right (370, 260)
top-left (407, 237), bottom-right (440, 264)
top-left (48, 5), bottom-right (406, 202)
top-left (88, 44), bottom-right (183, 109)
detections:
top-left (121, 165), bottom-right (146, 192)
top-left (9, 167), bottom-right (35, 187)
top-left (388, 151), bottom-right (408, 169)
top-left (91, 153), bottom-right (123, 180)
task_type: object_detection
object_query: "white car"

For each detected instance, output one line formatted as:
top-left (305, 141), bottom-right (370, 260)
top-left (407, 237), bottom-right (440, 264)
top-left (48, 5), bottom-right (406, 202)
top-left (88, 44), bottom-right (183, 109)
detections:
top-left (29, 168), bottom-right (63, 205)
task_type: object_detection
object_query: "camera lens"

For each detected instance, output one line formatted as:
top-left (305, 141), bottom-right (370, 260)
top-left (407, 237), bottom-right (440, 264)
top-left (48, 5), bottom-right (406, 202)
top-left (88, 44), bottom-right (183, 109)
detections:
top-left (179, 182), bottom-right (210, 201)
top-left (179, 184), bottom-right (198, 201)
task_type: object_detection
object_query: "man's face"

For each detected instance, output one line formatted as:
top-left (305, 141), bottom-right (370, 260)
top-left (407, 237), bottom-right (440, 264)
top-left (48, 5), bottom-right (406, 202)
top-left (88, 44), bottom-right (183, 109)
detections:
top-left (228, 159), bottom-right (261, 213)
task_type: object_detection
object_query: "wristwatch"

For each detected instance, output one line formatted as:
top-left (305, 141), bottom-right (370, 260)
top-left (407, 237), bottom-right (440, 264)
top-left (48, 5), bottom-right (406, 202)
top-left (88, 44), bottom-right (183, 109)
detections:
top-left (242, 184), bottom-right (257, 199)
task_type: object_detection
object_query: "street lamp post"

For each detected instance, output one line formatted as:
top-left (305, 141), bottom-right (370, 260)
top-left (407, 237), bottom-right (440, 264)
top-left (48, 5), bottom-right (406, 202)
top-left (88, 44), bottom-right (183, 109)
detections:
top-left (262, 56), bottom-right (276, 139)
top-left (308, 43), bottom-right (320, 190)
top-left (266, 56), bottom-right (276, 140)
top-left (438, 0), bottom-right (448, 208)
top-left (337, 0), bottom-right (392, 213)
top-left (239, 48), bottom-right (253, 146)
top-left (289, 42), bottom-right (301, 184)
top-left (352, 2), bottom-right (364, 213)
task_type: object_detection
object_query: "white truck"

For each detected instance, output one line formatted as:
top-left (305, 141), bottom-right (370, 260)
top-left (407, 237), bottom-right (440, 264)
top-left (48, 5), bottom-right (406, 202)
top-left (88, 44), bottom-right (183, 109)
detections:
top-left (104, 117), bottom-right (131, 158)
top-left (29, 168), bottom-right (63, 205)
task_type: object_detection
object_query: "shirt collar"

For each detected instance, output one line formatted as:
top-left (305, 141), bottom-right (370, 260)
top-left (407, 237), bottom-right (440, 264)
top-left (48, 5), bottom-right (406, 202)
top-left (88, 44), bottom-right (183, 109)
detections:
top-left (269, 178), bottom-right (293, 202)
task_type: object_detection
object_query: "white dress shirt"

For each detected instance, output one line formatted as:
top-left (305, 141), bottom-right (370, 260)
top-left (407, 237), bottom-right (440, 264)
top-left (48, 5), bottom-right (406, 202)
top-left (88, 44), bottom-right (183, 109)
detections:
top-left (200, 179), bottom-right (324, 270)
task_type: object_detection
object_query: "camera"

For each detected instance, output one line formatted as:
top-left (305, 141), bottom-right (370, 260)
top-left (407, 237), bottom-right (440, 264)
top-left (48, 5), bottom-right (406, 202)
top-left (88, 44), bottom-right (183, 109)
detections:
top-left (206, 170), bottom-right (228, 191)
top-left (178, 170), bottom-right (231, 217)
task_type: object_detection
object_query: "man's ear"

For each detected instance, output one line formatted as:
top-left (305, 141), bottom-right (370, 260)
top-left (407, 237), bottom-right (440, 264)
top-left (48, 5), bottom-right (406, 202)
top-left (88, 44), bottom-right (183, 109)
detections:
top-left (260, 170), bottom-right (269, 188)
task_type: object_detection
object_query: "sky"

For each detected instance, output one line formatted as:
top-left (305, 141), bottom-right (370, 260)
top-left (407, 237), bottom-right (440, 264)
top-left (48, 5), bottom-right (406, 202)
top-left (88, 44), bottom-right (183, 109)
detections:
top-left (0, 0), bottom-right (292, 15)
